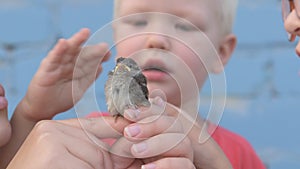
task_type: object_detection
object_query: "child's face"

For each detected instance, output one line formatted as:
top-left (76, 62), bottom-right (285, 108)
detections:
top-left (113, 0), bottom-right (231, 106)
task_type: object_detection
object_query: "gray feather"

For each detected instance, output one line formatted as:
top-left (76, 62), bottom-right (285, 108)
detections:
top-left (104, 57), bottom-right (150, 117)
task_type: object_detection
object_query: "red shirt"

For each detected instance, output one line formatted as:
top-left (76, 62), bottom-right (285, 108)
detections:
top-left (87, 112), bottom-right (266, 169)
top-left (209, 124), bottom-right (266, 169)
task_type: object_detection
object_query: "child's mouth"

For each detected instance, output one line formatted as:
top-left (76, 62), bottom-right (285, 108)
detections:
top-left (142, 66), bottom-right (169, 81)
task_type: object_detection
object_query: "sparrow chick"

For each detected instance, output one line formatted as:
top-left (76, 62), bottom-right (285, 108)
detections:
top-left (104, 57), bottom-right (150, 118)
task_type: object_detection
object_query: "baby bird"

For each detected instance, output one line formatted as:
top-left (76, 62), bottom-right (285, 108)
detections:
top-left (104, 57), bottom-right (150, 118)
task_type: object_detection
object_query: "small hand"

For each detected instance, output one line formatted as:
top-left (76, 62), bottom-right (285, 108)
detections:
top-left (18, 28), bottom-right (111, 121)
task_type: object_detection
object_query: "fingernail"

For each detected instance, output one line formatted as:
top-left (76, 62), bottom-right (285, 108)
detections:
top-left (124, 125), bottom-right (141, 137)
top-left (132, 142), bottom-right (147, 154)
top-left (0, 97), bottom-right (7, 109)
top-left (153, 96), bottom-right (165, 107)
top-left (287, 33), bottom-right (291, 41)
top-left (125, 109), bottom-right (140, 119)
top-left (141, 163), bottom-right (156, 169)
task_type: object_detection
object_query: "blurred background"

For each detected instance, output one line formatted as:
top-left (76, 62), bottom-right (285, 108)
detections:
top-left (0, 0), bottom-right (299, 168)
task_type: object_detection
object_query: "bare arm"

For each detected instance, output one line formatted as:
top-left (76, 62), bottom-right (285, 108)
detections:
top-left (0, 28), bottom-right (111, 168)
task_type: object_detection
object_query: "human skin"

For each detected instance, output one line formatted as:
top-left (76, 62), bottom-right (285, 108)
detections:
top-left (284, 9), bottom-right (300, 56)
top-left (4, 28), bottom-right (196, 169)
top-left (7, 107), bottom-right (195, 169)
top-left (0, 29), bottom-right (112, 168)
top-left (113, 0), bottom-right (237, 168)
top-left (3, 0), bottom-right (238, 167)
top-left (114, 0), bottom-right (236, 107)
top-left (0, 84), bottom-right (11, 147)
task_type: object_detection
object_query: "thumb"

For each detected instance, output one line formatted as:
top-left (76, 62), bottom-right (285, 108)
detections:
top-left (0, 96), bottom-right (12, 147)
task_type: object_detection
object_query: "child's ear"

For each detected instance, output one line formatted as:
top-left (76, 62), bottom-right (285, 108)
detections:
top-left (212, 34), bottom-right (237, 73)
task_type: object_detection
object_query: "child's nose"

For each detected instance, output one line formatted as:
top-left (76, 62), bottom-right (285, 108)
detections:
top-left (145, 34), bottom-right (171, 50)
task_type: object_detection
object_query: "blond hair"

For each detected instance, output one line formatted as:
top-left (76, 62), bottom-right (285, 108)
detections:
top-left (218, 0), bottom-right (239, 34)
top-left (113, 0), bottom-right (120, 19)
top-left (113, 0), bottom-right (238, 34)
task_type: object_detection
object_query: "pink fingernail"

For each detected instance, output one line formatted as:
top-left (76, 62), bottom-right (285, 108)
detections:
top-left (132, 142), bottom-right (147, 154)
top-left (141, 163), bottom-right (156, 169)
top-left (124, 125), bottom-right (141, 137)
top-left (154, 96), bottom-right (165, 107)
top-left (125, 109), bottom-right (140, 119)
top-left (0, 97), bottom-right (7, 109)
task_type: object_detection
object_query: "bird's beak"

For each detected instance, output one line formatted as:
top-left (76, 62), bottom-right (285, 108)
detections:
top-left (115, 64), bottom-right (131, 72)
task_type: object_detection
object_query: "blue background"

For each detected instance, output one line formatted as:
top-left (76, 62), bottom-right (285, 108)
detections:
top-left (0, 1), bottom-right (299, 168)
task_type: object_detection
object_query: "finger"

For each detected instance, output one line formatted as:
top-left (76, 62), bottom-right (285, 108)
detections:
top-left (61, 154), bottom-right (94, 169)
top-left (62, 28), bottom-right (90, 58)
top-left (0, 95), bottom-right (8, 110)
top-left (81, 43), bottom-right (110, 63)
top-left (0, 84), bottom-right (5, 96)
top-left (33, 120), bottom-right (113, 169)
top-left (110, 138), bottom-right (137, 169)
top-left (142, 158), bottom-right (195, 169)
top-left (22, 121), bottom-right (94, 169)
top-left (57, 116), bottom-right (130, 139)
top-left (60, 129), bottom-right (112, 169)
top-left (72, 43), bottom-right (111, 101)
top-left (296, 41), bottom-right (300, 56)
top-left (0, 91), bottom-right (11, 147)
top-left (39, 39), bottom-right (71, 74)
top-left (109, 136), bottom-right (135, 158)
top-left (123, 97), bottom-right (167, 122)
top-left (124, 115), bottom-right (183, 140)
top-left (0, 114), bottom-right (11, 147)
top-left (124, 96), bottom-right (193, 122)
top-left (45, 38), bottom-right (69, 64)
top-left (67, 28), bottom-right (90, 50)
top-left (96, 47), bottom-right (112, 77)
top-left (40, 120), bottom-right (111, 148)
top-left (45, 29), bottom-right (90, 65)
top-left (79, 43), bottom-right (110, 63)
top-left (74, 43), bottom-right (110, 79)
top-left (125, 98), bottom-right (200, 134)
top-left (131, 133), bottom-right (193, 160)
top-left (102, 49), bottom-right (111, 62)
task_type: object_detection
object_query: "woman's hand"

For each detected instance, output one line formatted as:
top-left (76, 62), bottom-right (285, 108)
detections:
top-left (123, 97), bottom-right (231, 169)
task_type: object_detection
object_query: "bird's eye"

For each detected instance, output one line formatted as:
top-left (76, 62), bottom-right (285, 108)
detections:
top-left (117, 57), bottom-right (125, 63)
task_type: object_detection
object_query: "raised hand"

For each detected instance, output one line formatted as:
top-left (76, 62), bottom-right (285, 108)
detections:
top-left (18, 28), bottom-right (111, 121)
top-left (0, 29), bottom-right (112, 168)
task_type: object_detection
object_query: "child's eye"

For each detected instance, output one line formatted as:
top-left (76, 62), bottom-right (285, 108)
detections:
top-left (132, 20), bottom-right (147, 27)
top-left (175, 23), bottom-right (197, 32)
top-left (123, 18), bottom-right (147, 27)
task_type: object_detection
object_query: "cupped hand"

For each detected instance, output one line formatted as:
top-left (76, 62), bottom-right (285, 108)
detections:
top-left (7, 115), bottom-right (195, 169)
top-left (7, 116), bottom-right (128, 169)
top-left (123, 97), bottom-right (232, 169)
